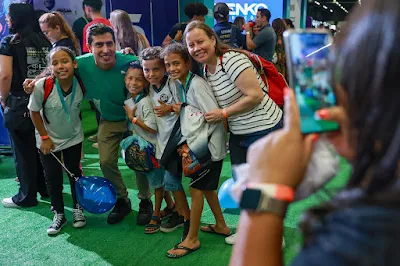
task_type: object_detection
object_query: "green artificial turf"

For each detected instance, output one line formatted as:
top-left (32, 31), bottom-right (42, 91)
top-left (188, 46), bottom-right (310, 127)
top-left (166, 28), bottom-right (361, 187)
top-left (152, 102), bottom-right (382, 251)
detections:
top-left (0, 100), bottom-right (351, 266)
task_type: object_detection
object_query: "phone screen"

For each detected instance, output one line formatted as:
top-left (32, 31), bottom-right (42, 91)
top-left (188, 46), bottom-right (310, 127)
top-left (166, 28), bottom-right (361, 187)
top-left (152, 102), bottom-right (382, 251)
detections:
top-left (284, 30), bottom-right (339, 134)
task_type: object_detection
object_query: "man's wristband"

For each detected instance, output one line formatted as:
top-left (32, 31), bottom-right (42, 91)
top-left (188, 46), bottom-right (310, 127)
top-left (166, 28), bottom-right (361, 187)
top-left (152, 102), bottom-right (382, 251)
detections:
top-left (132, 117), bottom-right (138, 124)
top-left (40, 135), bottom-right (50, 140)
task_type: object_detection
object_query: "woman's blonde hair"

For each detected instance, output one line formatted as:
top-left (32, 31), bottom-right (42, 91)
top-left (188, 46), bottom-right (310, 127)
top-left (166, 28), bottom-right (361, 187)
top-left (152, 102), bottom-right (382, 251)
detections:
top-left (39, 12), bottom-right (80, 55)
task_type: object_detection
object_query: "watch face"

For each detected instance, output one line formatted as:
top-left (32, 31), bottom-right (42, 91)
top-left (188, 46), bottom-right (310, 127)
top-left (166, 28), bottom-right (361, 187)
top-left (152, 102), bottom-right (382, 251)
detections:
top-left (240, 189), bottom-right (261, 210)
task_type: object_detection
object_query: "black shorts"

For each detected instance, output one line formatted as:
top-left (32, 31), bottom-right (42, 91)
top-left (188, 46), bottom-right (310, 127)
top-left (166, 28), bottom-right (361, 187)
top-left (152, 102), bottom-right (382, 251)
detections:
top-left (190, 160), bottom-right (223, 191)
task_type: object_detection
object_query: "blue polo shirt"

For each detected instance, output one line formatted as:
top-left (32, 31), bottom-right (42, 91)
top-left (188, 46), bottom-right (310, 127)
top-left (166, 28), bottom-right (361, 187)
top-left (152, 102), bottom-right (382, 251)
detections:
top-left (252, 24), bottom-right (277, 62)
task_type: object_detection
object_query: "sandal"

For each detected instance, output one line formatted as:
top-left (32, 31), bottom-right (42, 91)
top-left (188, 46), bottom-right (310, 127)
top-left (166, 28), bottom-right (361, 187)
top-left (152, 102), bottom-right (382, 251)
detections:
top-left (160, 204), bottom-right (175, 220)
top-left (144, 216), bottom-right (161, 234)
top-left (200, 225), bottom-right (231, 237)
top-left (167, 244), bottom-right (200, 258)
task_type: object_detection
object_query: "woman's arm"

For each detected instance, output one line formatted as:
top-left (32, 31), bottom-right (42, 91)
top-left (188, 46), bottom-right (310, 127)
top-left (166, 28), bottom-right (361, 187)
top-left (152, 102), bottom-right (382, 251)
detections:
top-left (205, 66), bottom-right (264, 123)
top-left (0, 55), bottom-right (13, 107)
top-left (230, 212), bottom-right (284, 266)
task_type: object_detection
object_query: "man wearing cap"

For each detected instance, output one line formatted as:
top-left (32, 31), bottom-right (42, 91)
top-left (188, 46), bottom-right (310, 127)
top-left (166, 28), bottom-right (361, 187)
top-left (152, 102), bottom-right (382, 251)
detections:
top-left (213, 2), bottom-right (245, 49)
top-left (244, 8), bottom-right (277, 61)
top-left (81, 0), bottom-right (111, 53)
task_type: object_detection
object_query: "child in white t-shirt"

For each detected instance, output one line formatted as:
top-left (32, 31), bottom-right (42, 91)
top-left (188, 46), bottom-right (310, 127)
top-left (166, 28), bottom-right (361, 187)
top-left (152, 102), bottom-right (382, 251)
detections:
top-left (28, 47), bottom-right (86, 235)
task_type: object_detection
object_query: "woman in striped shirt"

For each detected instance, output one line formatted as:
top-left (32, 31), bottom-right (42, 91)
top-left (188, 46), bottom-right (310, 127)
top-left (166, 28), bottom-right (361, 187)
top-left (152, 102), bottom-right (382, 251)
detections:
top-left (184, 21), bottom-right (283, 244)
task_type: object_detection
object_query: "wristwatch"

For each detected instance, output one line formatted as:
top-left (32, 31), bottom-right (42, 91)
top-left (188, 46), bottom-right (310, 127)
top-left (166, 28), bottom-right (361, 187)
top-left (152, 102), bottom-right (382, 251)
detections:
top-left (239, 184), bottom-right (294, 217)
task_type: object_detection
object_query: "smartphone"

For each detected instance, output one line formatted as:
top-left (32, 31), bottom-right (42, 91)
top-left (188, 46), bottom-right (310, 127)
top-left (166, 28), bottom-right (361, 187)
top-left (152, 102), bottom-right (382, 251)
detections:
top-left (284, 29), bottom-right (339, 134)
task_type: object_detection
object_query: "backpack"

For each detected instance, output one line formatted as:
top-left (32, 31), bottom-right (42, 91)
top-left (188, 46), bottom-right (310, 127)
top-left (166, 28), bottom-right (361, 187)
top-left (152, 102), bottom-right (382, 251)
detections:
top-left (124, 137), bottom-right (159, 173)
top-left (42, 75), bottom-right (86, 123)
top-left (205, 49), bottom-right (288, 107)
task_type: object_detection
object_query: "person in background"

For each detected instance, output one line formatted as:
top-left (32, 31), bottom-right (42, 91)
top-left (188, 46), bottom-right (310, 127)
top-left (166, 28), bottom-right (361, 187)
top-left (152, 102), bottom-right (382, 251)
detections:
top-left (28, 47), bottom-right (86, 235)
top-left (271, 18), bottom-right (287, 80)
top-left (230, 0), bottom-right (400, 265)
top-left (162, 3), bottom-right (208, 47)
top-left (39, 12), bottom-right (81, 55)
top-left (213, 2), bottom-right (245, 49)
top-left (109, 9), bottom-right (150, 56)
top-left (233, 16), bottom-right (245, 31)
top-left (0, 2), bottom-right (50, 208)
top-left (72, 2), bottom-right (91, 54)
top-left (252, 24), bottom-right (261, 37)
top-left (244, 8), bottom-right (276, 62)
top-left (283, 18), bottom-right (295, 29)
top-left (81, 0), bottom-right (111, 54)
top-left (184, 21), bottom-right (283, 245)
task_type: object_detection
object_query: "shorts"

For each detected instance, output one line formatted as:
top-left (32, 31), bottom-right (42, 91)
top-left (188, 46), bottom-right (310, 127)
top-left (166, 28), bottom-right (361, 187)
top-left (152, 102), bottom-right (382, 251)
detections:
top-left (144, 167), bottom-right (165, 190)
top-left (229, 118), bottom-right (283, 168)
top-left (164, 170), bottom-right (183, 192)
top-left (190, 160), bottom-right (223, 191)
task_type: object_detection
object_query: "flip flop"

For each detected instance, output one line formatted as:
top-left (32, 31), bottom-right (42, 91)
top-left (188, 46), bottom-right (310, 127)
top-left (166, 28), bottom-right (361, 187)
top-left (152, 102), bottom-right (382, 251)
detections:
top-left (167, 244), bottom-right (200, 258)
top-left (200, 225), bottom-right (231, 237)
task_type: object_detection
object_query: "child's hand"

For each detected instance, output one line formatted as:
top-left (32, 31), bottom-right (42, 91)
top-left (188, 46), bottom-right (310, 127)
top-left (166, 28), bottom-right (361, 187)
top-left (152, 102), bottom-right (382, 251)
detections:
top-left (172, 103), bottom-right (182, 115)
top-left (124, 105), bottom-right (137, 121)
top-left (154, 100), bottom-right (172, 117)
top-left (40, 138), bottom-right (55, 155)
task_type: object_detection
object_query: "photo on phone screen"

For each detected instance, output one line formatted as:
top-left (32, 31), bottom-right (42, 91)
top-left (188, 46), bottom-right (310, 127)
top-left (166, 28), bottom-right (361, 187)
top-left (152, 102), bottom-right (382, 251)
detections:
top-left (284, 30), bottom-right (339, 134)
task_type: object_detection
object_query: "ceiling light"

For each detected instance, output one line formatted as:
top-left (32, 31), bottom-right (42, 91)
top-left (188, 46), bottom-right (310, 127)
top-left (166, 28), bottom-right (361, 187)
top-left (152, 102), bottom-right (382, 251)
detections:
top-left (315, 1), bottom-right (321, 5)
top-left (330, 9), bottom-right (334, 12)
top-left (323, 5), bottom-right (328, 9)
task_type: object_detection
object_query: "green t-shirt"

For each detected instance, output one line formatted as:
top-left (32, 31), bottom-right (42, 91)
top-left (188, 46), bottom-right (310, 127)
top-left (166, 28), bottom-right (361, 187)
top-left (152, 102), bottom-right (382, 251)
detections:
top-left (76, 53), bottom-right (138, 121)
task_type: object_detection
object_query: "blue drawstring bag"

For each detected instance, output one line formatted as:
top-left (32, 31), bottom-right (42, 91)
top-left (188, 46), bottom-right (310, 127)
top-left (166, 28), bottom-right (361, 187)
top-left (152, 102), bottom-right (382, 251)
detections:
top-left (51, 152), bottom-right (116, 214)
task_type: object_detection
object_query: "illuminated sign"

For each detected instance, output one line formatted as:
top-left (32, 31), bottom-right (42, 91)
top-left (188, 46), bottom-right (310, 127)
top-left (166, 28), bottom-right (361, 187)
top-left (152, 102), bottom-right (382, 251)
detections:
top-left (218, 0), bottom-right (284, 23)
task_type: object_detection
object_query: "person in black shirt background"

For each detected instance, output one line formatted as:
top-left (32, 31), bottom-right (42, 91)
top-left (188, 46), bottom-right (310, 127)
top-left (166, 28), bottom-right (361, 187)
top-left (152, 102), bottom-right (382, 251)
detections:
top-left (39, 11), bottom-right (80, 55)
top-left (162, 3), bottom-right (208, 47)
top-left (0, 2), bottom-right (50, 208)
top-left (72, 2), bottom-right (91, 55)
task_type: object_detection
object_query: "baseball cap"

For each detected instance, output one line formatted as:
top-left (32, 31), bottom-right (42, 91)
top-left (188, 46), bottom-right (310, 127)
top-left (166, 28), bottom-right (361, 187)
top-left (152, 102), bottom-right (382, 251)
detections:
top-left (214, 2), bottom-right (231, 19)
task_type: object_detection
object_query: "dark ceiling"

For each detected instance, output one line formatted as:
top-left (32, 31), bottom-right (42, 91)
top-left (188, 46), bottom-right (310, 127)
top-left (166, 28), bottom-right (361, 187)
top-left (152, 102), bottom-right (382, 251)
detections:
top-left (307, 0), bottom-right (359, 22)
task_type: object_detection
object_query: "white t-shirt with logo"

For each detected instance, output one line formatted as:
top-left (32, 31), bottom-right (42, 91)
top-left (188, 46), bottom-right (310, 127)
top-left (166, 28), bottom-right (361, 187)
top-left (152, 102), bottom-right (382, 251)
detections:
top-left (28, 77), bottom-right (84, 152)
top-left (148, 77), bottom-right (181, 159)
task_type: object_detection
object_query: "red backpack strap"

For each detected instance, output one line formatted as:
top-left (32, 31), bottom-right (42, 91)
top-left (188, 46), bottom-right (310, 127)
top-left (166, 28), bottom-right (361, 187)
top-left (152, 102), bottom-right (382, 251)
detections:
top-left (42, 76), bottom-right (55, 124)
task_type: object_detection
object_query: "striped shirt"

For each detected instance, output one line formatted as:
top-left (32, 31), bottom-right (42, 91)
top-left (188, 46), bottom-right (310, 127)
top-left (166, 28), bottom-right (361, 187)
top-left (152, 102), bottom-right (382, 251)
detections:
top-left (205, 51), bottom-right (283, 135)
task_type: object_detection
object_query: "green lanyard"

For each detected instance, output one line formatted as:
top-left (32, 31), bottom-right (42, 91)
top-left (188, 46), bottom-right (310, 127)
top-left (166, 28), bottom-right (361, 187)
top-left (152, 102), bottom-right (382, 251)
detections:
top-left (178, 72), bottom-right (195, 103)
top-left (55, 77), bottom-right (77, 124)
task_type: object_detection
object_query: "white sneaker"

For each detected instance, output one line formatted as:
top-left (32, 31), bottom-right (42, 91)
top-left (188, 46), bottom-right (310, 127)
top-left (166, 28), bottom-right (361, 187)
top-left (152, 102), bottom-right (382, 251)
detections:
top-left (72, 205), bottom-right (86, 228)
top-left (2, 197), bottom-right (20, 208)
top-left (92, 143), bottom-right (99, 149)
top-left (225, 233), bottom-right (237, 245)
top-left (88, 134), bottom-right (97, 142)
top-left (47, 212), bottom-right (67, 235)
top-left (225, 233), bottom-right (286, 248)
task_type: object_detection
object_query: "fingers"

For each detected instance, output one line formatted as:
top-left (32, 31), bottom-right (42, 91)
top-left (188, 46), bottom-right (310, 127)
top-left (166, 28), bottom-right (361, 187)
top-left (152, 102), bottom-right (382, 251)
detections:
top-left (303, 134), bottom-right (318, 166)
top-left (158, 99), bottom-right (166, 105)
top-left (317, 106), bottom-right (348, 126)
top-left (283, 88), bottom-right (300, 132)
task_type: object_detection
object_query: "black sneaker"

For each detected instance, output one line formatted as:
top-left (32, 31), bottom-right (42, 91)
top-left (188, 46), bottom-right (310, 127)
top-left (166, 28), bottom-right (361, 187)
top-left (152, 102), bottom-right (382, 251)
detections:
top-left (137, 199), bottom-right (153, 225)
top-left (47, 212), bottom-right (67, 235)
top-left (160, 211), bottom-right (184, 233)
top-left (72, 204), bottom-right (86, 228)
top-left (107, 198), bottom-right (132, 224)
top-left (181, 220), bottom-right (190, 242)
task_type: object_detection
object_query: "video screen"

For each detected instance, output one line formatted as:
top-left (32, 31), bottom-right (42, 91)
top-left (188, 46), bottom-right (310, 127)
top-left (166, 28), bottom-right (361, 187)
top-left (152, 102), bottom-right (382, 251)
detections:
top-left (288, 32), bottom-right (339, 134)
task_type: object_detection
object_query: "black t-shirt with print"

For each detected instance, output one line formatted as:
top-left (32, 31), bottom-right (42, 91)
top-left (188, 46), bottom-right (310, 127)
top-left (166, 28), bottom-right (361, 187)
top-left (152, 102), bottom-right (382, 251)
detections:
top-left (0, 34), bottom-right (51, 95)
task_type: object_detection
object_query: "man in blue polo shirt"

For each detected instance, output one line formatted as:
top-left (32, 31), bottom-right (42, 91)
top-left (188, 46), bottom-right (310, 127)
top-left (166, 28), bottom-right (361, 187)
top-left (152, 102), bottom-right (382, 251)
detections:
top-left (244, 8), bottom-right (276, 61)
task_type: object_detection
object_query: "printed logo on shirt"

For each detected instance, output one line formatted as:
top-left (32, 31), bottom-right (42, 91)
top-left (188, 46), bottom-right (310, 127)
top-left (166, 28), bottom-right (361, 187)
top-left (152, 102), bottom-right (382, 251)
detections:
top-left (159, 94), bottom-right (169, 103)
top-left (26, 47), bottom-right (49, 78)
